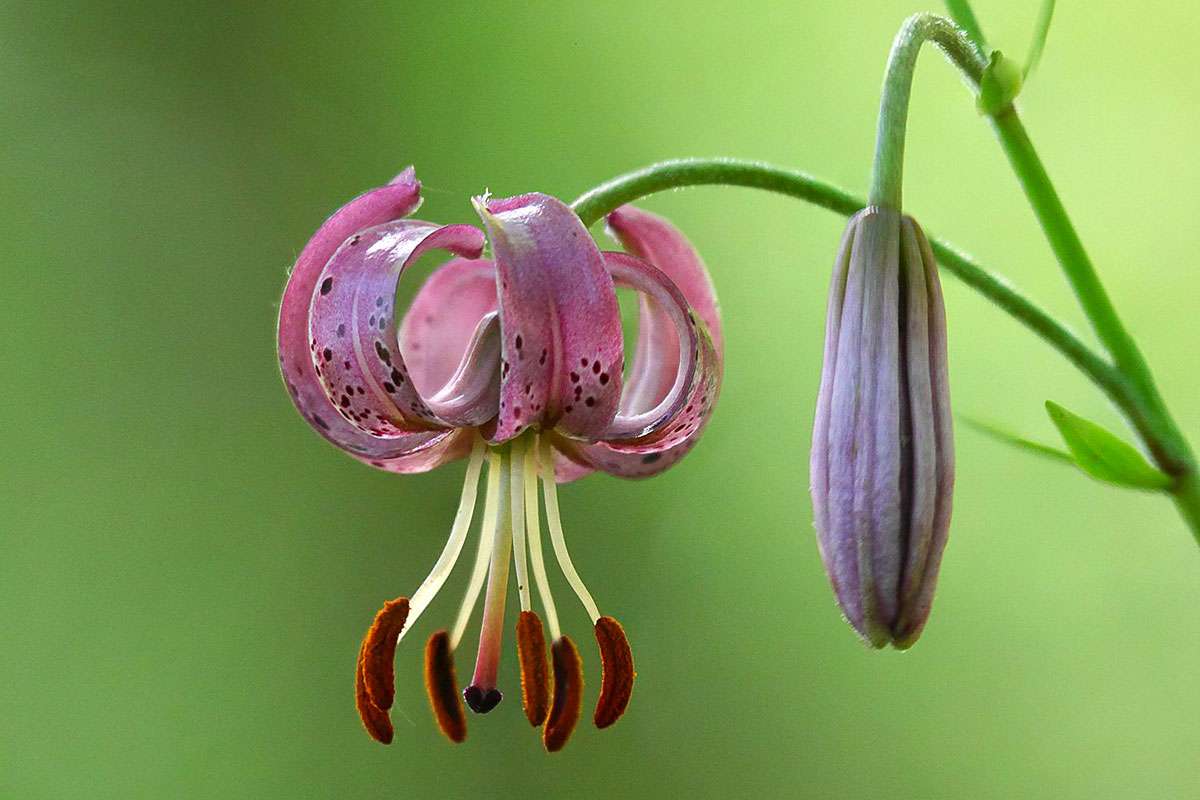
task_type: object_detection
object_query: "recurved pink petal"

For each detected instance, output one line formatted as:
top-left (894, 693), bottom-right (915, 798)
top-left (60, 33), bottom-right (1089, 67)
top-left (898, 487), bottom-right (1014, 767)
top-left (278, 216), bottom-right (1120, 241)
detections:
top-left (598, 252), bottom-right (701, 440)
top-left (279, 171), bottom-right (463, 470)
top-left (605, 206), bottom-right (722, 421)
top-left (398, 257), bottom-right (498, 399)
top-left (476, 193), bottom-right (623, 443)
top-left (553, 254), bottom-right (722, 479)
top-left (606, 205), bottom-right (722, 353)
top-left (308, 219), bottom-right (492, 434)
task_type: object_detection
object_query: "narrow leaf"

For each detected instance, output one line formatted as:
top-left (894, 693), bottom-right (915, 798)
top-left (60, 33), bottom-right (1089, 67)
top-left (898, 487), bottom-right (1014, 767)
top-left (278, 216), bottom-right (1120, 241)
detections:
top-left (1044, 401), bottom-right (1172, 490)
top-left (1025, 0), bottom-right (1056, 78)
top-left (962, 416), bottom-right (1073, 465)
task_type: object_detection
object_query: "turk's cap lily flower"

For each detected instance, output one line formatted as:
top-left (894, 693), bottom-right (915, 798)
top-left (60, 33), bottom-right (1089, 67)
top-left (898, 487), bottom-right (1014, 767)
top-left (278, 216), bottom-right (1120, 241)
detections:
top-left (810, 206), bottom-right (954, 649)
top-left (277, 168), bottom-right (722, 750)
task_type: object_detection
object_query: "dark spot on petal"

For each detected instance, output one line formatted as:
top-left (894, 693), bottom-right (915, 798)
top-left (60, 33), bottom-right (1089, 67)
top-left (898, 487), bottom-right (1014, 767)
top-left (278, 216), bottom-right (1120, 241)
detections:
top-left (312, 414), bottom-right (330, 430)
top-left (570, 372), bottom-right (579, 383)
top-left (340, 395), bottom-right (351, 408)
top-left (349, 235), bottom-right (361, 246)
top-left (337, 324), bottom-right (346, 337)
top-left (514, 335), bottom-right (523, 350)
top-left (599, 372), bottom-right (609, 385)
top-left (320, 277), bottom-right (333, 295)
top-left (642, 453), bottom-right (662, 464)
top-left (383, 382), bottom-right (396, 393)
top-left (322, 348), bottom-right (332, 362)
top-left (592, 360), bottom-right (601, 373)
top-left (585, 397), bottom-right (595, 407)
top-left (391, 368), bottom-right (404, 385)
top-left (581, 358), bottom-right (589, 367)
top-left (376, 296), bottom-right (384, 307)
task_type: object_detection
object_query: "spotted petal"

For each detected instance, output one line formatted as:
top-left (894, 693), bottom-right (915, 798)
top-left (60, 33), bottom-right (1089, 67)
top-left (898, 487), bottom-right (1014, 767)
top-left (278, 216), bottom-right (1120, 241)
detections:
top-left (308, 219), bottom-right (495, 432)
top-left (554, 252), bottom-right (722, 479)
top-left (278, 170), bottom-right (466, 470)
top-left (476, 193), bottom-right (624, 443)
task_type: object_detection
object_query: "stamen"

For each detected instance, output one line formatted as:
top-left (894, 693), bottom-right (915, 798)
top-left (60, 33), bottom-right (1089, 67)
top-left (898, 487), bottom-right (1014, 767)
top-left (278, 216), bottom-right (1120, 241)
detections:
top-left (424, 630), bottom-right (467, 743)
top-left (524, 436), bottom-right (562, 640)
top-left (593, 616), bottom-right (635, 729)
top-left (355, 646), bottom-right (393, 744)
top-left (539, 438), bottom-right (601, 623)
top-left (360, 598), bottom-right (411, 710)
top-left (516, 610), bottom-right (550, 726)
top-left (450, 449), bottom-right (502, 650)
top-left (400, 437), bottom-right (486, 643)
top-left (354, 597), bottom-right (410, 744)
top-left (465, 448), bottom-right (513, 713)
top-left (509, 437), bottom-right (532, 612)
top-left (543, 635), bottom-right (584, 753)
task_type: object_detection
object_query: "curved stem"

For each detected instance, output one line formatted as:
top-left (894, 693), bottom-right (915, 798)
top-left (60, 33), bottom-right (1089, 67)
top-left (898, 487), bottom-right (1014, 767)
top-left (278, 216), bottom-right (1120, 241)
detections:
top-left (869, 14), bottom-right (987, 208)
top-left (571, 157), bottom-right (1121, 414)
top-left (942, 0), bottom-right (988, 53)
top-left (570, 156), bottom-right (1200, 543)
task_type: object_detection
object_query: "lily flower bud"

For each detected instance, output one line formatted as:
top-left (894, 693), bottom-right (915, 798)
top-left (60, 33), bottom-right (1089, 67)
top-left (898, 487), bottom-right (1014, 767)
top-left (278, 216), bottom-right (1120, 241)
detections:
top-left (810, 206), bottom-right (954, 649)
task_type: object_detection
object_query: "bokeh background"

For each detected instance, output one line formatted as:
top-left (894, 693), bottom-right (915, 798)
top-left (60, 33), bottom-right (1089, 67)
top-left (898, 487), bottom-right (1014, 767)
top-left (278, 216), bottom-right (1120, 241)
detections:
top-left (4, 1), bottom-right (1199, 797)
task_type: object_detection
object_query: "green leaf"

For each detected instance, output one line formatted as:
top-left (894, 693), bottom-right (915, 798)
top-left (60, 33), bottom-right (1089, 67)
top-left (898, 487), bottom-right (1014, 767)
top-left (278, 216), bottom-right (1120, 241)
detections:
top-left (1024, 0), bottom-right (1057, 78)
top-left (1044, 401), bottom-right (1172, 490)
top-left (962, 416), bottom-right (1074, 465)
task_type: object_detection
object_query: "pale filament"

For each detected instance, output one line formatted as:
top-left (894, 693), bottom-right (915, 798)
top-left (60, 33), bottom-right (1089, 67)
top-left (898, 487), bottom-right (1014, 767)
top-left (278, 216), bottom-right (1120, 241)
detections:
top-left (470, 448), bottom-right (513, 690)
top-left (450, 448), bottom-right (502, 650)
top-left (399, 436), bottom-right (486, 643)
top-left (523, 435), bottom-right (561, 640)
top-left (508, 437), bottom-right (532, 612)
top-left (539, 438), bottom-right (602, 623)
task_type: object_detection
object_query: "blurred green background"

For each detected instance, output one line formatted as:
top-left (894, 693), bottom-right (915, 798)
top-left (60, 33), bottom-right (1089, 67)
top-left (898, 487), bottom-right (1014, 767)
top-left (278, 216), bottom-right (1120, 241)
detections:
top-left (4, 1), bottom-right (1199, 797)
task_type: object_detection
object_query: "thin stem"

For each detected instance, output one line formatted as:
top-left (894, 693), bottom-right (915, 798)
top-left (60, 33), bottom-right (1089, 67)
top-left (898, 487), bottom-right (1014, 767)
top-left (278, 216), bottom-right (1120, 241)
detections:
top-left (569, 156), bottom-right (1200, 538)
top-left (1173, 472), bottom-right (1200, 545)
top-left (869, 14), bottom-right (986, 208)
top-left (572, 158), bottom-right (1118, 400)
top-left (942, 0), bottom-right (988, 53)
top-left (988, 109), bottom-right (1194, 474)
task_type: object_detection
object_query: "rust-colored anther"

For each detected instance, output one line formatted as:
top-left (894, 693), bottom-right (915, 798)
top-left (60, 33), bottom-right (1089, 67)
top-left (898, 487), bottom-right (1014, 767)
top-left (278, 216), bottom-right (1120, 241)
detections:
top-left (542, 635), bottom-right (584, 753)
top-left (424, 630), bottom-right (467, 743)
top-left (516, 610), bottom-right (550, 727)
top-left (593, 616), bottom-right (635, 729)
top-left (361, 598), bottom-right (409, 709)
top-left (355, 643), bottom-right (393, 744)
top-left (354, 597), bottom-right (409, 744)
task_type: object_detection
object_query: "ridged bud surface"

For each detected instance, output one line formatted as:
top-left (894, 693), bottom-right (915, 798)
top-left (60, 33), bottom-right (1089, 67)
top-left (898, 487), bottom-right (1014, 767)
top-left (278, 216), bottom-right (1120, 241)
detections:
top-left (810, 206), bottom-right (954, 649)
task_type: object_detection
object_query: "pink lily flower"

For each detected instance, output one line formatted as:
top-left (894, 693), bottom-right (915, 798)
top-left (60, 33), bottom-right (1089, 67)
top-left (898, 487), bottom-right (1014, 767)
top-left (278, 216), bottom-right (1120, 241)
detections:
top-left (277, 168), bottom-right (722, 751)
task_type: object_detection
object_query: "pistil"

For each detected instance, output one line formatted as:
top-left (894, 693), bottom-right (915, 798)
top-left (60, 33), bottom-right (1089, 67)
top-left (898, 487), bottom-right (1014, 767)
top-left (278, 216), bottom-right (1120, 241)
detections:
top-left (465, 447), bottom-right (513, 713)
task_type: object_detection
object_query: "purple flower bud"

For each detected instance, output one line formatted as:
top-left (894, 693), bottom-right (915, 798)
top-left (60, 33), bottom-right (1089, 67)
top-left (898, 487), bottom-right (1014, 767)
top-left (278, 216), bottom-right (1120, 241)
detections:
top-left (810, 206), bottom-right (955, 649)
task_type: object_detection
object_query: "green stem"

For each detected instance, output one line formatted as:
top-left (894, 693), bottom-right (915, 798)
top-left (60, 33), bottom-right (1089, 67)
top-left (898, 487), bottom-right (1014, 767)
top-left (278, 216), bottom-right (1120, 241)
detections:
top-left (571, 157), bottom-right (1120, 409)
top-left (987, 109), bottom-right (1193, 473)
top-left (570, 156), bottom-right (1200, 542)
top-left (1173, 471), bottom-right (1200, 545)
top-left (872, 12), bottom-right (1199, 524)
top-left (942, 0), bottom-right (988, 53)
top-left (869, 14), bottom-right (986, 208)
